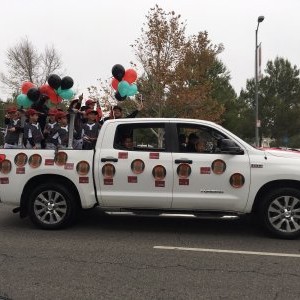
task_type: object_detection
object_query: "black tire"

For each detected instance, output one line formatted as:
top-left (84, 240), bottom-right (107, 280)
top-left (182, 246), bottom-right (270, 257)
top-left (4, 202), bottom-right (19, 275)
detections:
top-left (28, 183), bottom-right (78, 229)
top-left (259, 188), bottom-right (300, 239)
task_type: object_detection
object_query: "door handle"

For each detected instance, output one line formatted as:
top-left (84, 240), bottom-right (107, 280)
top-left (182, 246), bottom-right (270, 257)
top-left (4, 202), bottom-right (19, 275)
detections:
top-left (174, 159), bottom-right (193, 164)
top-left (101, 157), bottom-right (118, 162)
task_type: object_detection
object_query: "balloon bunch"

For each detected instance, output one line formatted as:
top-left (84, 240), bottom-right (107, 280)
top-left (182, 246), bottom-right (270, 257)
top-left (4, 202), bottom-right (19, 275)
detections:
top-left (111, 64), bottom-right (138, 101)
top-left (16, 75), bottom-right (75, 109)
top-left (17, 82), bottom-right (40, 108)
top-left (40, 74), bottom-right (75, 105)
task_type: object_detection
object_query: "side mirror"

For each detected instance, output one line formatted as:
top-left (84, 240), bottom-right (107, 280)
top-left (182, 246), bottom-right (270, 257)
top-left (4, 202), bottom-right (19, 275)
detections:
top-left (218, 139), bottom-right (244, 155)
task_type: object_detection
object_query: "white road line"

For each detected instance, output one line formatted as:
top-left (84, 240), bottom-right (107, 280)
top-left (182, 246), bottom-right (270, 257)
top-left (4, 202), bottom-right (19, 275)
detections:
top-left (154, 246), bottom-right (300, 258)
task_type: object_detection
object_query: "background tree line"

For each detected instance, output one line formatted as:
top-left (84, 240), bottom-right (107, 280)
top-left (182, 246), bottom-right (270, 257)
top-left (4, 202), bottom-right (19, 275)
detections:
top-left (1, 5), bottom-right (300, 147)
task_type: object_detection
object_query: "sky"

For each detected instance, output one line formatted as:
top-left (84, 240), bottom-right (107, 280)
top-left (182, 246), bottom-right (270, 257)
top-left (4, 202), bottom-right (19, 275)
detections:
top-left (0, 0), bottom-right (300, 100)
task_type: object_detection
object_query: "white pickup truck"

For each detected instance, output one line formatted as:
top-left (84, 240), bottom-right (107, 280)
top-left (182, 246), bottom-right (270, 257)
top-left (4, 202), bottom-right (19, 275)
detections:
top-left (0, 118), bottom-right (300, 239)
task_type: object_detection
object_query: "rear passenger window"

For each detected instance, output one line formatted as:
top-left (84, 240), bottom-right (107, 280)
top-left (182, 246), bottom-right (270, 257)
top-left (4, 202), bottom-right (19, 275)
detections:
top-left (114, 124), bottom-right (166, 151)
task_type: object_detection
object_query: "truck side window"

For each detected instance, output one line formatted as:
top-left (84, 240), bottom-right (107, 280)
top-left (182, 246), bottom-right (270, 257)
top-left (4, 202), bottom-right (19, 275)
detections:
top-left (176, 124), bottom-right (227, 153)
top-left (114, 124), bottom-right (166, 151)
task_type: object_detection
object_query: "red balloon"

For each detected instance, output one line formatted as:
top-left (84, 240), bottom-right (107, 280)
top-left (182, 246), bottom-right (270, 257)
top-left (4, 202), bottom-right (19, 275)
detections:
top-left (123, 69), bottom-right (137, 84)
top-left (111, 78), bottom-right (119, 90)
top-left (39, 84), bottom-right (61, 104)
top-left (21, 82), bottom-right (35, 94)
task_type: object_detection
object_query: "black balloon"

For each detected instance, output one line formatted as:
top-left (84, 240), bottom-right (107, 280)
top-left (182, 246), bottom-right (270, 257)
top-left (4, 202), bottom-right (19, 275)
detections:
top-left (112, 64), bottom-right (125, 81)
top-left (48, 74), bottom-right (61, 90)
top-left (61, 76), bottom-right (74, 90)
top-left (114, 91), bottom-right (127, 101)
top-left (27, 87), bottom-right (41, 102)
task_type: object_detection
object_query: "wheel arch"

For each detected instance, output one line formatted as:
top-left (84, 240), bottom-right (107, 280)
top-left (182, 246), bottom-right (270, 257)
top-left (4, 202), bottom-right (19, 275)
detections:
top-left (20, 174), bottom-right (81, 218)
top-left (252, 179), bottom-right (300, 214)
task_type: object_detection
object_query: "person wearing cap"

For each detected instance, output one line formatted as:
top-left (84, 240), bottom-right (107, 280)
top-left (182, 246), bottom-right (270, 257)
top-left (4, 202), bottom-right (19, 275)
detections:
top-left (24, 109), bottom-right (44, 149)
top-left (52, 111), bottom-right (70, 148)
top-left (82, 109), bottom-right (101, 150)
top-left (68, 94), bottom-right (85, 149)
top-left (100, 101), bottom-right (143, 125)
top-left (43, 108), bottom-right (60, 149)
top-left (3, 107), bottom-right (22, 149)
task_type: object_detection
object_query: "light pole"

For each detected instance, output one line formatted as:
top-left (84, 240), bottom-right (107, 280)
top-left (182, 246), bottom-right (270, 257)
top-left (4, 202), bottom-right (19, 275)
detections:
top-left (255, 15), bottom-right (264, 147)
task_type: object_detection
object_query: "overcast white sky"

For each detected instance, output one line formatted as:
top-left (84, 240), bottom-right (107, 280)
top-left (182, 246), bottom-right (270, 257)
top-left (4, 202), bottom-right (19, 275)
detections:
top-left (0, 0), bottom-right (300, 100)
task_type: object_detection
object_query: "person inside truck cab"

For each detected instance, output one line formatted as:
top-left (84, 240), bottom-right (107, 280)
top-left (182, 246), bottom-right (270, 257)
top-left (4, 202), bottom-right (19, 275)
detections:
top-left (121, 135), bottom-right (134, 150)
top-left (186, 133), bottom-right (199, 152)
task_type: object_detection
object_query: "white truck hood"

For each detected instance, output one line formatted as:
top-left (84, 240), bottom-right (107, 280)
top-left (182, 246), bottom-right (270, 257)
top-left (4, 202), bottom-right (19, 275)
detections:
top-left (264, 149), bottom-right (300, 159)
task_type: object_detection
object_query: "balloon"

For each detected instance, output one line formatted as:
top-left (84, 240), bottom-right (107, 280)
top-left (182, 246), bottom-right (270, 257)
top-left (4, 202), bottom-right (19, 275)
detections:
top-left (111, 78), bottom-right (119, 90)
top-left (114, 91), bottom-right (127, 101)
top-left (21, 82), bottom-right (35, 94)
top-left (123, 69), bottom-right (137, 84)
top-left (48, 74), bottom-right (61, 90)
top-left (60, 76), bottom-right (74, 90)
top-left (57, 87), bottom-right (75, 100)
top-left (126, 83), bottom-right (138, 96)
top-left (112, 64), bottom-right (125, 81)
top-left (50, 95), bottom-right (63, 105)
top-left (40, 84), bottom-right (60, 104)
top-left (27, 87), bottom-right (41, 102)
top-left (118, 80), bottom-right (130, 97)
top-left (17, 94), bottom-right (32, 108)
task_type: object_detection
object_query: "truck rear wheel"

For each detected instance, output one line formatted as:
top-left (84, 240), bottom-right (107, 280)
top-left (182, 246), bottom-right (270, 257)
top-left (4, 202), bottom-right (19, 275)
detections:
top-left (259, 188), bottom-right (300, 239)
top-left (28, 183), bottom-right (78, 229)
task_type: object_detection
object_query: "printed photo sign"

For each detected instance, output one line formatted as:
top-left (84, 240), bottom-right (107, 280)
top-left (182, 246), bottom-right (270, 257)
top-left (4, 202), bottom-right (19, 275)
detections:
top-left (28, 154), bottom-right (42, 168)
top-left (152, 165), bottom-right (166, 180)
top-left (102, 163), bottom-right (116, 178)
top-left (55, 152), bottom-right (68, 166)
top-left (0, 159), bottom-right (12, 174)
top-left (177, 163), bottom-right (191, 178)
top-left (211, 159), bottom-right (226, 175)
top-left (14, 153), bottom-right (28, 167)
top-left (230, 173), bottom-right (245, 188)
top-left (131, 159), bottom-right (145, 174)
top-left (76, 161), bottom-right (90, 175)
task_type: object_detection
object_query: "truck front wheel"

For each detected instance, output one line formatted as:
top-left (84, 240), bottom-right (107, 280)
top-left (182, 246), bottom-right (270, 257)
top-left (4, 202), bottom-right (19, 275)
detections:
top-left (259, 188), bottom-right (300, 239)
top-left (28, 183), bottom-right (78, 229)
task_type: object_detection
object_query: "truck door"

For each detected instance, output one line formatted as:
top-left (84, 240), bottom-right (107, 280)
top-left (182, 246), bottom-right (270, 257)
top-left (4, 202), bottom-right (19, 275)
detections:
top-left (171, 122), bottom-right (251, 212)
top-left (96, 121), bottom-right (173, 209)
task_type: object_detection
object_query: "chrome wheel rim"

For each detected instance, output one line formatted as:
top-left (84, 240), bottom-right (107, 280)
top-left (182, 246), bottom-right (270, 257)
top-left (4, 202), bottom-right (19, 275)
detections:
top-left (268, 195), bottom-right (300, 233)
top-left (33, 190), bottom-right (67, 225)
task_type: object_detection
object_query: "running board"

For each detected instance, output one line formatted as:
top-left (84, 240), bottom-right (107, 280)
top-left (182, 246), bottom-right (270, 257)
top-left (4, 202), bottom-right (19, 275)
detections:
top-left (105, 210), bottom-right (240, 220)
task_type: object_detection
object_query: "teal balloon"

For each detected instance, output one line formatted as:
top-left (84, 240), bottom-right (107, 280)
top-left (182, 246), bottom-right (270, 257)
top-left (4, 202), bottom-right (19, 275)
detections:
top-left (17, 94), bottom-right (32, 108)
top-left (127, 84), bottom-right (138, 96)
top-left (118, 80), bottom-right (130, 97)
top-left (57, 87), bottom-right (74, 100)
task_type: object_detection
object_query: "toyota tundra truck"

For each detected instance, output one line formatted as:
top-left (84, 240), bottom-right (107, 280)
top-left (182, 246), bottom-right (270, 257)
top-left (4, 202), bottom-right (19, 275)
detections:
top-left (0, 118), bottom-right (300, 239)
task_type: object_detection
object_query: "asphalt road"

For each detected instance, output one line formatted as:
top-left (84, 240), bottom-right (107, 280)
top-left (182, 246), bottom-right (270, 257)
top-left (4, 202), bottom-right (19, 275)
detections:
top-left (0, 204), bottom-right (300, 300)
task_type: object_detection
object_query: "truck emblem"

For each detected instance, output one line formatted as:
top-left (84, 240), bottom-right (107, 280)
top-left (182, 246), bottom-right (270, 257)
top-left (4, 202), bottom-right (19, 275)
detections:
top-left (251, 164), bottom-right (263, 168)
